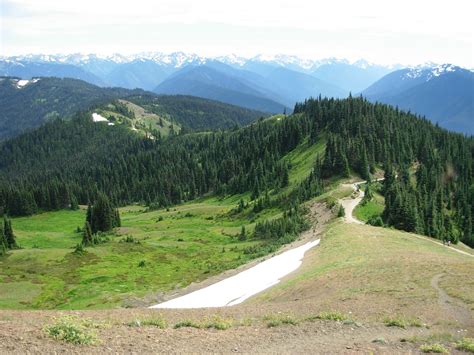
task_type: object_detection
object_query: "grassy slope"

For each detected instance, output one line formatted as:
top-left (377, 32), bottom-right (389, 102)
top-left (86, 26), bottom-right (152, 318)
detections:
top-left (353, 182), bottom-right (385, 222)
top-left (97, 100), bottom-right (180, 137)
top-left (0, 134), bottom-right (322, 310)
top-left (0, 197), bottom-right (274, 310)
top-left (254, 221), bottom-right (474, 324)
top-left (3, 131), bottom-right (472, 319)
top-left (354, 192), bottom-right (385, 222)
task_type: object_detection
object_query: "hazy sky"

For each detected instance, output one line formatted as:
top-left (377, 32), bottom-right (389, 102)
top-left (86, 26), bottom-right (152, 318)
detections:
top-left (1, 0), bottom-right (473, 67)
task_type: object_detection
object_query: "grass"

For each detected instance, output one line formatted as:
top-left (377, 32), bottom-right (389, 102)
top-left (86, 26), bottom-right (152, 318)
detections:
top-left (0, 195), bottom-right (284, 310)
top-left (98, 100), bottom-right (180, 137)
top-left (173, 316), bottom-right (233, 330)
top-left (384, 317), bottom-right (407, 328)
top-left (174, 320), bottom-right (202, 329)
top-left (383, 316), bottom-right (422, 329)
top-left (284, 136), bottom-right (325, 186)
top-left (126, 316), bottom-right (166, 328)
top-left (456, 338), bottom-right (474, 353)
top-left (254, 221), bottom-right (474, 324)
top-left (204, 316), bottom-right (234, 330)
top-left (45, 316), bottom-right (98, 345)
top-left (354, 189), bottom-right (385, 223)
top-left (264, 314), bottom-right (299, 327)
top-left (0, 133), bottom-right (326, 311)
top-left (307, 311), bottom-right (348, 322)
top-left (419, 343), bottom-right (448, 353)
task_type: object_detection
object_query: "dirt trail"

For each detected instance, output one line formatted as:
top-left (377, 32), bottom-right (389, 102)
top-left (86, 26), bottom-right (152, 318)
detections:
top-left (431, 273), bottom-right (473, 328)
top-left (339, 181), bottom-right (366, 225)
top-left (339, 180), bottom-right (473, 258)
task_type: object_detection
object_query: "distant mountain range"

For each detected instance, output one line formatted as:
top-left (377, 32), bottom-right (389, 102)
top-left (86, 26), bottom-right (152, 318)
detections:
top-left (1, 53), bottom-right (472, 134)
top-left (0, 53), bottom-right (396, 111)
top-left (362, 64), bottom-right (474, 134)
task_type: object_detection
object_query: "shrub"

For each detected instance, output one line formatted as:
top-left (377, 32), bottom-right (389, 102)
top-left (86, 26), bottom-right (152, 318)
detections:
top-left (308, 311), bottom-right (347, 322)
top-left (384, 317), bottom-right (422, 328)
top-left (45, 316), bottom-right (97, 345)
top-left (126, 317), bottom-right (166, 328)
top-left (120, 235), bottom-right (140, 244)
top-left (174, 320), bottom-right (201, 329)
top-left (264, 314), bottom-right (299, 328)
top-left (419, 343), bottom-right (448, 353)
top-left (138, 260), bottom-right (146, 267)
top-left (72, 243), bottom-right (85, 255)
top-left (337, 205), bottom-right (345, 217)
top-left (204, 316), bottom-right (233, 330)
top-left (367, 216), bottom-right (384, 226)
top-left (456, 338), bottom-right (474, 353)
top-left (384, 317), bottom-right (406, 328)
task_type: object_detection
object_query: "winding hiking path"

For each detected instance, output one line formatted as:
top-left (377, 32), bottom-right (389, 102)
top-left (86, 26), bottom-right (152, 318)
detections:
top-left (431, 273), bottom-right (473, 327)
top-left (339, 179), bottom-right (473, 258)
top-left (339, 181), bottom-right (366, 225)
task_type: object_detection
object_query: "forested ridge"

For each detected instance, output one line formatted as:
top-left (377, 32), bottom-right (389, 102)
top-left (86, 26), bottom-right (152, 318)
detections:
top-left (0, 96), bottom-right (472, 246)
top-left (0, 77), bottom-right (266, 140)
top-left (295, 97), bottom-right (473, 246)
top-left (0, 77), bottom-right (138, 139)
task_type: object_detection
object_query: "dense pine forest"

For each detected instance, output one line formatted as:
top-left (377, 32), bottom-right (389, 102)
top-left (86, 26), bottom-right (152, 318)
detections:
top-left (0, 96), bottom-right (472, 246)
top-left (295, 97), bottom-right (473, 246)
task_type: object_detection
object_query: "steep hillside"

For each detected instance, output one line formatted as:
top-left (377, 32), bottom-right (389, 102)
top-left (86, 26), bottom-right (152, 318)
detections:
top-left (0, 95), bottom-right (473, 353)
top-left (128, 94), bottom-right (266, 131)
top-left (0, 78), bottom-right (266, 139)
top-left (154, 65), bottom-right (288, 113)
top-left (362, 64), bottom-right (474, 134)
top-left (104, 59), bottom-right (173, 90)
top-left (0, 77), bottom-right (136, 139)
top-left (1, 96), bottom-right (472, 247)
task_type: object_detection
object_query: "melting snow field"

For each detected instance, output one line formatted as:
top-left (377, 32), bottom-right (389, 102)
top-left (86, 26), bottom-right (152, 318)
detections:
top-left (150, 239), bottom-right (319, 309)
top-left (14, 78), bottom-right (40, 88)
top-left (92, 112), bottom-right (110, 122)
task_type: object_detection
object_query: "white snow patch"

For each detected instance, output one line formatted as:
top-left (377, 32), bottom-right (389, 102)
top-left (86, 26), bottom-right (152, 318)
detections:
top-left (16, 79), bottom-right (30, 88)
top-left (92, 113), bottom-right (109, 123)
top-left (150, 239), bottom-right (319, 309)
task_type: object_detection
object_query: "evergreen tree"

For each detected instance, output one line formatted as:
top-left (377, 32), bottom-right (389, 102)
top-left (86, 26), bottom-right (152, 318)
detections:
top-left (0, 223), bottom-right (6, 255)
top-left (82, 221), bottom-right (93, 246)
top-left (239, 225), bottom-right (247, 241)
top-left (3, 216), bottom-right (17, 249)
top-left (89, 193), bottom-right (120, 234)
top-left (70, 194), bottom-right (79, 210)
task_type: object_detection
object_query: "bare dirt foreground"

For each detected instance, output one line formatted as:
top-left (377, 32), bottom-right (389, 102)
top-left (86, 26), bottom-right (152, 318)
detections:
top-left (0, 202), bottom-right (473, 354)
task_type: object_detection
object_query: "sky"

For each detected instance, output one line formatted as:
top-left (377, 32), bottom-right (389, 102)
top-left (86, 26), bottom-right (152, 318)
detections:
top-left (1, 0), bottom-right (473, 67)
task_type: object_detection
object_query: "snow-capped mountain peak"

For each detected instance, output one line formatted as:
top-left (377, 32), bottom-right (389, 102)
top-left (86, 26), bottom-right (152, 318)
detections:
top-left (403, 63), bottom-right (461, 81)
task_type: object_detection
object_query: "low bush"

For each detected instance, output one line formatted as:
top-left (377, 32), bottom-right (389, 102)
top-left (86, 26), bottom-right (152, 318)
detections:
top-left (45, 316), bottom-right (98, 345)
top-left (419, 343), bottom-right (448, 353)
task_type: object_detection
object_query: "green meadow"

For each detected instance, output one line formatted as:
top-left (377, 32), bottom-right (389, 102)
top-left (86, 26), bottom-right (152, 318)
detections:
top-left (0, 136), bottom-right (326, 310)
top-left (0, 196), bottom-right (279, 310)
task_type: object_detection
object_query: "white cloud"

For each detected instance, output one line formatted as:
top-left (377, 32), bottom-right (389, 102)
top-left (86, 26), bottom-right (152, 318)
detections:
top-left (1, 0), bottom-right (473, 66)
